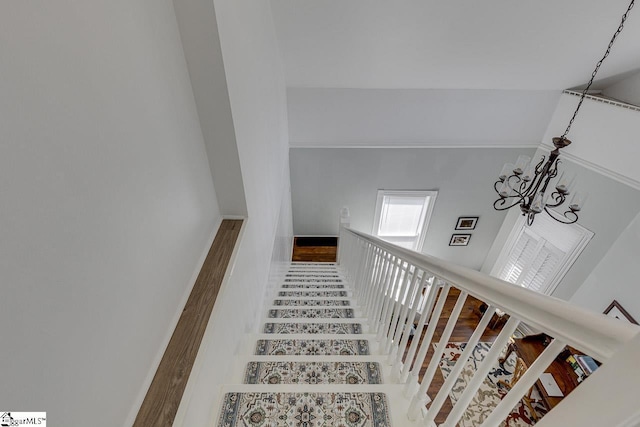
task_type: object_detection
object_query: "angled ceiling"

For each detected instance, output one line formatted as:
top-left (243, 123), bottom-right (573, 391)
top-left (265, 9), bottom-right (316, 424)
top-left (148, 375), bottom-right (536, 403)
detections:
top-left (270, 0), bottom-right (640, 90)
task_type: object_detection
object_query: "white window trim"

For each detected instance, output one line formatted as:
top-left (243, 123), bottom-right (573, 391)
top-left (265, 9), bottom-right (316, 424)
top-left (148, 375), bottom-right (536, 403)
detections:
top-left (491, 213), bottom-right (594, 295)
top-left (372, 190), bottom-right (438, 252)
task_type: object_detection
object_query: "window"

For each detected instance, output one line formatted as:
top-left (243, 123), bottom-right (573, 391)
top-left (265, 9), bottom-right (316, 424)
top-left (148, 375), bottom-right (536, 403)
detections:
top-left (491, 213), bottom-right (593, 295)
top-left (372, 190), bottom-right (437, 251)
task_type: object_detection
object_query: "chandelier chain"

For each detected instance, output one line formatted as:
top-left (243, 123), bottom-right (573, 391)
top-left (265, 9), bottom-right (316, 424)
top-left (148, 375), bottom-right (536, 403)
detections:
top-left (561, 0), bottom-right (635, 140)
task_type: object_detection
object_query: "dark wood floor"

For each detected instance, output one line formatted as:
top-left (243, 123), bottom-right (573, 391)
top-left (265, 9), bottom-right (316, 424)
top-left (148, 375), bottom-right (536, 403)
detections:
top-left (291, 242), bottom-right (337, 262)
top-left (410, 288), bottom-right (503, 424)
top-left (133, 219), bottom-right (243, 427)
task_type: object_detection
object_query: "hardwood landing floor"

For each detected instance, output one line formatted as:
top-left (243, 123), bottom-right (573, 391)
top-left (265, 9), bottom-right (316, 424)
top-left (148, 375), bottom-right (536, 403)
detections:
top-left (133, 219), bottom-right (243, 427)
top-left (409, 288), bottom-right (504, 425)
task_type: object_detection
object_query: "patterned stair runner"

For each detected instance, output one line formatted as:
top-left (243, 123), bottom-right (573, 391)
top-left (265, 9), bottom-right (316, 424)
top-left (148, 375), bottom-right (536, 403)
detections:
top-left (216, 262), bottom-right (393, 427)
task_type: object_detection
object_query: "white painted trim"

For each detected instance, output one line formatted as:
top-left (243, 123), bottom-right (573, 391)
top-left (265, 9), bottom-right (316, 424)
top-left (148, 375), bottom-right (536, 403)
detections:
top-left (173, 218), bottom-right (247, 427)
top-left (540, 142), bottom-right (640, 191)
top-left (294, 234), bottom-right (339, 237)
top-left (222, 214), bottom-right (248, 220)
top-left (563, 89), bottom-right (640, 111)
top-left (124, 215), bottom-right (223, 427)
top-left (289, 140), bottom-right (541, 149)
top-left (490, 214), bottom-right (594, 296)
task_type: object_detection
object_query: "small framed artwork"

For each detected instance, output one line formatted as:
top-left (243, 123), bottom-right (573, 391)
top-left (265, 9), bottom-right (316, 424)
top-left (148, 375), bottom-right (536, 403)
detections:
top-left (455, 217), bottom-right (479, 230)
top-left (449, 234), bottom-right (471, 246)
top-left (604, 300), bottom-right (638, 325)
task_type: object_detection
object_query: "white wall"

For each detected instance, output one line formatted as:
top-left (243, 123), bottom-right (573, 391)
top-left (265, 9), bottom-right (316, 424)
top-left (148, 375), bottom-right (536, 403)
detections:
top-left (172, 0), bottom-right (247, 216)
top-left (288, 88), bottom-right (559, 148)
top-left (542, 93), bottom-right (640, 189)
top-left (290, 147), bottom-right (536, 270)
top-left (602, 70), bottom-right (640, 107)
top-left (173, 1), bottom-right (293, 426)
top-left (570, 211), bottom-right (640, 321)
top-left (0, 2), bottom-right (221, 426)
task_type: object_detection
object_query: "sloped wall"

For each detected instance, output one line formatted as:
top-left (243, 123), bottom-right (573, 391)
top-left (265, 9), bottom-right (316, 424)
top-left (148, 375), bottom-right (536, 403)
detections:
top-left (172, 1), bottom-right (293, 425)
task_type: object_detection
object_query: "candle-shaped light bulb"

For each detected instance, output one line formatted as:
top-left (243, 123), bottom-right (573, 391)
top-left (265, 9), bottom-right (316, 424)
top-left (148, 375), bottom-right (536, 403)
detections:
top-left (522, 162), bottom-right (535, 182)
top-left (499, 163), bottom-right (515, 181)
top-left (514, 155), bottom-right (531, 175)
top-left (555, 172), bottom-right (575, 194)
top-left (569, 191), bottom-right (588, 211)
top-left (498, 180), bottom-right (511, 198)
top-left (530, 192), bottom-right (549, 213)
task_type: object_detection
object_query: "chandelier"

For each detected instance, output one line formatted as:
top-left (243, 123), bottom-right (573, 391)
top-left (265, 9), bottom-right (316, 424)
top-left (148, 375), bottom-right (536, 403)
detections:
top-left (493, 0), bottom-right (635, 226)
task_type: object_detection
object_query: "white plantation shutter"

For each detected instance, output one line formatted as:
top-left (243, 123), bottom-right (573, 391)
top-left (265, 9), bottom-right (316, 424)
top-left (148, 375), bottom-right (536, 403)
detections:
top-left (494, 213), bottom-right (593, 295)
top-left (520, 243), bottom-right (562, 293)
top-left (499, 229), bottom-right (538, 283)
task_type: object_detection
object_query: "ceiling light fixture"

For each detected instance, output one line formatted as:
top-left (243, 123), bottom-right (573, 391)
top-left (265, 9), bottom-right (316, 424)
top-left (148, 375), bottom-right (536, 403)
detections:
top-left (493, 0), bottom-right (635, 225)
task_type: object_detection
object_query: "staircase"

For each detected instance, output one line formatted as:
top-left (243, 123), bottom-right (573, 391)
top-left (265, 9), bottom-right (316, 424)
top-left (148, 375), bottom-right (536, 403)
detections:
top-left (206, 228), bottom-right (640, 427)
top-left (215, 262), bottom-right (416, 427)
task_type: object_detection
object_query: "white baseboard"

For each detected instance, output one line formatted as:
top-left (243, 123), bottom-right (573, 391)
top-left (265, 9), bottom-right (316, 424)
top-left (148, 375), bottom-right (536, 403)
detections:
top-left (222, 214), bottom-right (247, 220)
top-left (123, 215), bottom-right (223, 427)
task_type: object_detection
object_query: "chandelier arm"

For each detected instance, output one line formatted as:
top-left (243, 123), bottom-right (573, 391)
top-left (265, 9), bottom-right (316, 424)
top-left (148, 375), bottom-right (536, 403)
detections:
top-left (543, 206), bottom-right (579, 225)
top-left (534, 156), bottom-right (546, 174)
top-left (507, 175), bottom-right (529, 199)
top-left (493, 197), bottom-right (524, 211)
top-left (561, 0), bottom-right (636, 140)
top-left (544, 192), bottom-right (566, 209)
top-left (527, 212), bottom-right (535, 226)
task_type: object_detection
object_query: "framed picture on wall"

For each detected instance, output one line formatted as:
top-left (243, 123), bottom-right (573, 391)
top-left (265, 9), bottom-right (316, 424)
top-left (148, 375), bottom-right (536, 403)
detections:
top-left (449, 234), bottom-right (471, 246)
top-left (455, 217), bottom-right (479, 230)
top-left (604, 300), bottom-right (638, 325)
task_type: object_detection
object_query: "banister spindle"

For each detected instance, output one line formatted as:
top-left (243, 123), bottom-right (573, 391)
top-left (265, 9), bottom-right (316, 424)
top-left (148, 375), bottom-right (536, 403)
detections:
top-left (391, 273), bottom-right (430, 375)
top-left (371, 253), bottom-right (395, 332)
top-left (407, 290), bottom-right (468, 421)
top-left (365, 248), bottom-right (386, 320)
top-left (441, 316), bottom-right (520, 427)
top-left (479, 338), bottom-right (566, 427)
top-left (350, 239), bottom-right (365, 298)
top-left (398, 280), bottom-right (440, 383)
top-left (379, 260), bottom-right (409, 344)
top-left (377, 257), bottom-right (403, 339)
top-left (404, 283), bottom-right (451, 398)
top-left (384, 264), bottom-right (416, 354)
top-left (423, 304), bottom-right (498, 425)
top-left (386, 267), bottom-right (422, 361)
top-left (358, 243), bottom-right (375, 309)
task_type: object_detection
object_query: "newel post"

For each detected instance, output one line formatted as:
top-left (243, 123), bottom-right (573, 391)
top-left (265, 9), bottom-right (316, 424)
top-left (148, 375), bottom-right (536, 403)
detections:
top-left (337, 206), bottom-right (350, 265)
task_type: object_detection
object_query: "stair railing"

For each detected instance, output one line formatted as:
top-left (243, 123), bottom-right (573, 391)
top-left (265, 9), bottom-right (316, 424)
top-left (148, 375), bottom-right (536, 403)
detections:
top-left (338, 226), bottom-right (640, 427)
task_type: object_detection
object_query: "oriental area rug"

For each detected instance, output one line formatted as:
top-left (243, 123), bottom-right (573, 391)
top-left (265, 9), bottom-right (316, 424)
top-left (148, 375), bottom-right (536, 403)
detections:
top-left (437, 342), bottom-right (546, 426)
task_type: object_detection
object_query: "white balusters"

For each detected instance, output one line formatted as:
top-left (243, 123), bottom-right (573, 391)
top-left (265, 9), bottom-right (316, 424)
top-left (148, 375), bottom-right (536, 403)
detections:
top-left (479, 339), bottom-right (566, 427)
top-left (404, 283), bottom-right (451, 398)
top-left (338, 227), bottom-right (640, 427)
top-left (407, 290), bottom-right (468, 420)
top-left (374, 255), bottom-right (400, 335)
top-left (398, 280), bottom-right (440, 383)
top-left (423, 305), bottom-right (498, 425)
top-left (378, 260), bottom-right (407, 341)
top-left (441, 316), bottom-right (520, 427)
top-left (386, 268), bottom-right (423, 362)
top-left (390, 274), bottom-right (431, 375)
